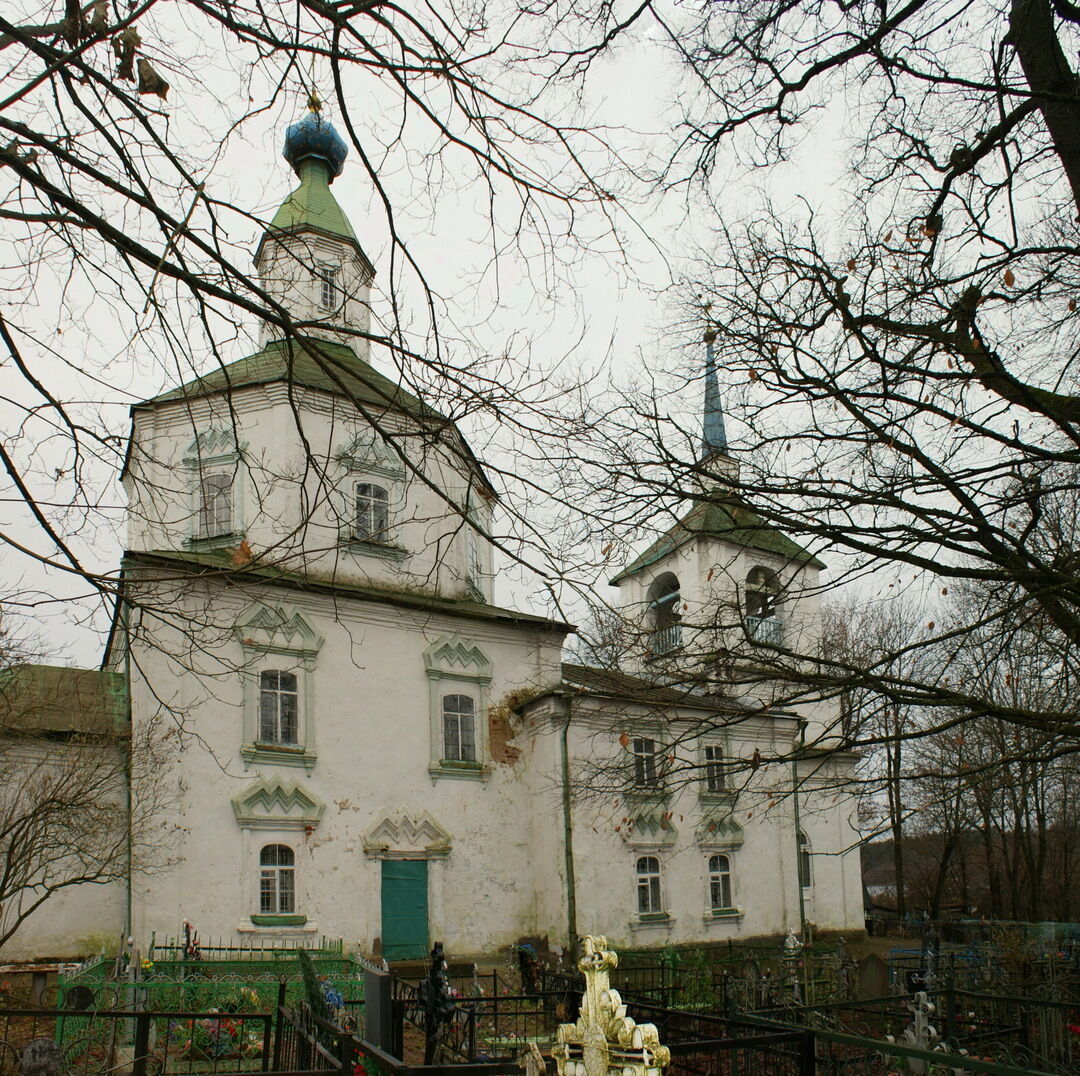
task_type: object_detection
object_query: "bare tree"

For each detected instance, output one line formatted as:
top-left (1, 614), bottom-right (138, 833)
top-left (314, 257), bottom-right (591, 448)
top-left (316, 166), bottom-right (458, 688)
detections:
top-left (0, 611), bottom-right (178, 952)
top-left (0, 0), bottom-right (627, 647)
top-left (541, 0), bottom-right (1080, 786)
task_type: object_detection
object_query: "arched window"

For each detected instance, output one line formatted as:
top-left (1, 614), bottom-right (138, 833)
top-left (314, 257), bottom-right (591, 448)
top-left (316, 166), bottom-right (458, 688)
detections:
top-left (259, 671), bottom-right (299, 743)
top-left (259, 844), bottom-right (295, 914)
top-left (647, 573), bottom-right (682, 654)
top-left (745, 566), bottom-right (782, 644)
top-left (199, 473), bottom-right (233, 538)
top-left (798, 831), bottom-right (813, 889)
top-left (709, 854), bottom-right (733, 912)
top-left (355, 482), bottom-right (390, 542)
top-left (636, 856), bottom-right (663, 915)
top-left (442, 693), bottom-right (476, 762)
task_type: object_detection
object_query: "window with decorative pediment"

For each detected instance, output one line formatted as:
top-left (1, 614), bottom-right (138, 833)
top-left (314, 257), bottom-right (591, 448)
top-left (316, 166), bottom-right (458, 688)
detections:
top-left (424, 635), bottom-right (492, 781)
top-left (235, 603), bottom-right (323, 770)
top-left (183, 428), bottom-right (244, 548)
top-left (335, 430), bottom-right (407, 560)
top-left (232, 778), bottom-right (323, 931)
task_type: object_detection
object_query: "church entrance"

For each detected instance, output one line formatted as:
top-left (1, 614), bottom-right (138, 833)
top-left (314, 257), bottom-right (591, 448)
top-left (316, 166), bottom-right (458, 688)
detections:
top-left (381, 859), bottom-right (429, 960)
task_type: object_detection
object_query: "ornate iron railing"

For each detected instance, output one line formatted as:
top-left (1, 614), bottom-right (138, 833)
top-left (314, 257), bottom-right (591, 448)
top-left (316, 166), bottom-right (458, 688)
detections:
top-left (745, 615), bottom-right (782, 646)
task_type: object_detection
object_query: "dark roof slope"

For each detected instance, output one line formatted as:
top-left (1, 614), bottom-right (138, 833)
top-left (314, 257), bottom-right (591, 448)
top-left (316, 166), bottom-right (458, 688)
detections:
top-left (0, 665), bottom-right (125, 736)
top-left (610, 496), bottom-right (824, 584)
top-left (135, 338), bottom-right (495, 497)
top-left (122, 549), bottom-right (572, 633)
top-left (139, 338), bottom-right (433, 416)
top-left (560, 662), bottom-right (746, 713)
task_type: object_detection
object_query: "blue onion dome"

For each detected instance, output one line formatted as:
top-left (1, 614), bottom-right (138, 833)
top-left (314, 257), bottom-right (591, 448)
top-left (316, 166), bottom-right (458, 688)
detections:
top-left (282, 111), bottom-right (348, 183)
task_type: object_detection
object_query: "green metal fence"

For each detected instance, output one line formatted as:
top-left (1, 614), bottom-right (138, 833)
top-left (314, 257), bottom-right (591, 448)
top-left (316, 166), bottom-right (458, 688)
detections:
top-left (57, 947), bottom-right (370, 1024)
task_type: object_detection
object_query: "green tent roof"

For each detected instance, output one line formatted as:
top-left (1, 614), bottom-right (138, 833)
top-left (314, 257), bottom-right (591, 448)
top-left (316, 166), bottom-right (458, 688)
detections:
top-left (610, 495), bottom-right (824, 584)
top-left (135, 338), bottom-right (498, 496)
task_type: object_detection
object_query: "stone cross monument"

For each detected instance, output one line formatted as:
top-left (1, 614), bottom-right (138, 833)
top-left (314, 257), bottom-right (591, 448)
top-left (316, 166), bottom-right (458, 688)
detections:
top-left (553, 936), bottom-right (670, 1076)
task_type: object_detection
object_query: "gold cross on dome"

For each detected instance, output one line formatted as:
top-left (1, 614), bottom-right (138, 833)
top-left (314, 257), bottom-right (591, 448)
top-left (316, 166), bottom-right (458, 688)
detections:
top-left (552, 936), bottom-right (670, 1076)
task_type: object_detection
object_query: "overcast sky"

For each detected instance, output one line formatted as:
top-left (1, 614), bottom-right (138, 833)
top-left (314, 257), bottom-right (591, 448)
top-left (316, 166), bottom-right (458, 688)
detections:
top-left (0, 3), bottom-right (849, 667)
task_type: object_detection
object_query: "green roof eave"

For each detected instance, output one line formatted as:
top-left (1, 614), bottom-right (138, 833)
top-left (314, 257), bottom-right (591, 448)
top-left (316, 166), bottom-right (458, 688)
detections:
top-left (609, 496), bottom-right (825, 585)
top-left (121, 549), bottom-right (573, 634)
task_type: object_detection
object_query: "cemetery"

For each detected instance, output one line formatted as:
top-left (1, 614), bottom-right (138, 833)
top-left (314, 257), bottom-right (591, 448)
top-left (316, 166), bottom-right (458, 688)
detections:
top-left (0, 928), bottom-right (1078, 1076)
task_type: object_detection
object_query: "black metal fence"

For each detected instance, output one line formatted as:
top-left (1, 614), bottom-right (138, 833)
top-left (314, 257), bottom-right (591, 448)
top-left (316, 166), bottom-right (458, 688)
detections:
top-left (0, 1007), bottom-right (275, 1076)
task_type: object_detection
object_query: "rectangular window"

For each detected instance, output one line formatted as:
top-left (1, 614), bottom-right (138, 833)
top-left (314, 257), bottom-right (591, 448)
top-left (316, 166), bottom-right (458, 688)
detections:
top-left (799, 833), bottom-right (814, 889)
top-left (443, 694), bottom-right (476, 762)
top-left (259, 670), bottom-right (299, 744)
top-left (703, 745), bottom-right (725, 792)
top-left (465, 496), bottom-right (484, 585)
top-left (632, 737), bottom-right (659, 788)
top-left (198, 473), bottom-right (233, 538)
top-left (356, 482), bottom-right (390, 542)
top-left (319, 266), bottom-right (338, 311)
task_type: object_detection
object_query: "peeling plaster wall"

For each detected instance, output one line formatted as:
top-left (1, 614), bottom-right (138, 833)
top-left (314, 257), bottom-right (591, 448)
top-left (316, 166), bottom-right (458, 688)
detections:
top-left (124, 383), bottom-right (493, 603)
top-left (126, 574), bottom-right (564, 957)
top-left (544, 700), bottom-right (865, 947)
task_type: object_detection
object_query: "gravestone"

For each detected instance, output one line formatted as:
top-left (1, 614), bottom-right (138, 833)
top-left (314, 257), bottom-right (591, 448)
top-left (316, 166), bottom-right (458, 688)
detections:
top-left (856, 953), bottom-right (889, 1000)
top-left (21, 1038), bottom-right (62, 1076)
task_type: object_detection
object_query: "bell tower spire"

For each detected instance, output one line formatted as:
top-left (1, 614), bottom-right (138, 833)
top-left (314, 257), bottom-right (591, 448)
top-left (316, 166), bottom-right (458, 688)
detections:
top-left (697, 326), bottom-right (738, 483)
top-left (701, 328), bottom-right (727, 458)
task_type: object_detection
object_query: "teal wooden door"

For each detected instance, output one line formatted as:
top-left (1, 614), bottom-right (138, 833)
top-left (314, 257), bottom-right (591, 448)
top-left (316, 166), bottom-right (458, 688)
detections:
top-left (381, 859), bottom-right (429, 960)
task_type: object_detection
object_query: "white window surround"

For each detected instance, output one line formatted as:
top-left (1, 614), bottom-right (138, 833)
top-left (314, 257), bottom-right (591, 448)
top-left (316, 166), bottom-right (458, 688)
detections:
top-left (335, 430), bottom-right (408, 560)
top-left (629, 853), bottom-right (674, 932)
top-left (623, 724), bottom-right (670, 803)
top-left (635, 854), bottom-right (664, 916)
top-left (234, 603), bottom-right (324, 771)
top-left (708, 852), bottom-right (735, 915)
top-left (423, 635), bottom-right (492, 781)
top-left (233, 819), bottom-right (322, 935)
top-left (182, 428), bottom-right (245, 550)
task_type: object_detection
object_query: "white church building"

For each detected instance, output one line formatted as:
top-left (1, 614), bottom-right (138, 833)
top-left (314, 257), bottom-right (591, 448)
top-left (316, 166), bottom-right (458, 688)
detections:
top-left (7, 111), bottom-right (863, 962)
